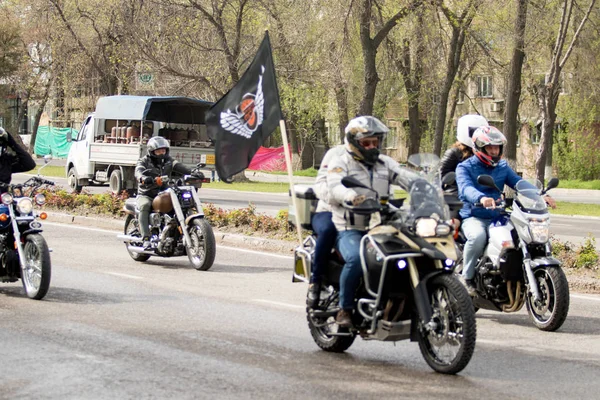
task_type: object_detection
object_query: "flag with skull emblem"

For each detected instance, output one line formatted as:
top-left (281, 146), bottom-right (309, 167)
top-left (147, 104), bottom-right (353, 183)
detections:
top-left (206, 32), bottom-right (282, 182)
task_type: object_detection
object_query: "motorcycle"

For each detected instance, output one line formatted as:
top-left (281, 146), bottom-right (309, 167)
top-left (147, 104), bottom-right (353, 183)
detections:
top-left (117, 165), bottom-right (216, 271)
top-left (292, 154), bottom-right (477, 374)
top-left (0, 155), bottom-right (55, 299)
top-left (455, 174), bottom-right (569, 331)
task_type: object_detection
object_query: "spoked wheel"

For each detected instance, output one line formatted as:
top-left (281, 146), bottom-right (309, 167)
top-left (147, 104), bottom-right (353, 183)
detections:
top-left (417, 274), bottom-right (476, 374)
top-left (21, 234), bottom-right (52, 300)
top-left (307, 290), bottom-right (355, 352)
top-left (526, 266), bottom-right (570, 331)
top-left (124, 215), bottom-right (150, 262)
top-left (186, 218), bottom-right (216, 271)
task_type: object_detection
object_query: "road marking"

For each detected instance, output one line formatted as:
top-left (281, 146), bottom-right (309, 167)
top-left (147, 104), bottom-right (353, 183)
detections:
top-left (105, 272), bottom-right (144, 280)
top-left (44, 221), bottom-right (119, 234)
top-left (217, 245), bottom-right (293, 259)
top-left (253, 299), bottom-right (304, 309)
top-left (571, 294), bottom-right (600, 302)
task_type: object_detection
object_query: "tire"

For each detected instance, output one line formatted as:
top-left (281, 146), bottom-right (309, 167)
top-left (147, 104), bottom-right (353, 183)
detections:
top-left (307, 292), bottom-right (356, 352)
top-left (109, 169), bottom-right (124, 194)
top-left (417, 274), bottom-right (477, 374)
top-left (526, 266), bottom-right (570, 332)
top-left (124, 214), bottom-right (150, 262)
top-left (186, 218), bottom-right (216, 271)
top-left (21, 234), bottom-right (52, 300)
top-left (67, 167), bottom-right (82, 192)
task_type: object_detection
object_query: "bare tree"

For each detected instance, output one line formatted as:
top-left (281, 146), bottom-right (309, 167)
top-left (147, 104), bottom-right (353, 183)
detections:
top-left (534, 0), bottom-right (596, 182)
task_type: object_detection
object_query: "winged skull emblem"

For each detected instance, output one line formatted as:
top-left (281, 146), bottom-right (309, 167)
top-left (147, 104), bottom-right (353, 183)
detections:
top-left (220, 66), bottom-right (265, 139)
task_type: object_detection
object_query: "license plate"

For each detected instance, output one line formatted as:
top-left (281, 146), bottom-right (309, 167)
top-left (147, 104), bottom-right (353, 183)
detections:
top-left (205, 154), bottom-right (215, 165)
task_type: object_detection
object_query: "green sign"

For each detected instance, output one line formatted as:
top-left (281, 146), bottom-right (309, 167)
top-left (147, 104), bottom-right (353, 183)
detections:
top-left (138, 73), bottom-right (153, 84)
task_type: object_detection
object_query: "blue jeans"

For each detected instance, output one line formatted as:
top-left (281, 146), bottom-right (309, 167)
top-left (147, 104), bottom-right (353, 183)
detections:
top-left (461, 217), bottom-right (491, 280)
top-left (336, 230), bottom-right (366, 310)
top-left (310, 212), bottom-right (337, 284)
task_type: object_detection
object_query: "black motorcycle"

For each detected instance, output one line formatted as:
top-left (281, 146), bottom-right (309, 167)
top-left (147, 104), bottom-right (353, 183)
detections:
top-left (0, 158), bottom-right (55, 299)
top-left (293, 154), bottom-right (477, 374)
top-left (118, 165), bottom-right (216, 271)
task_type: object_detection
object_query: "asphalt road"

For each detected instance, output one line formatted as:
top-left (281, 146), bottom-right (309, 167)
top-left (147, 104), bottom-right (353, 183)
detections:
top-left (0, 222), bottom-right (599, 399)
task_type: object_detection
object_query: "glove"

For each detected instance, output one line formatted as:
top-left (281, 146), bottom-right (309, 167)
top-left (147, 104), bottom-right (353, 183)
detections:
top-left (344, 190), bottom-right (366, 206)
top-left (140, 176), bottom-right (154, 185)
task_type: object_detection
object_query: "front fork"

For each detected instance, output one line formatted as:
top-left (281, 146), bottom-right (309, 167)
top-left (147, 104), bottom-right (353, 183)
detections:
top-left (8, 205), bottom-right (26, 265)
top-left (520, 239), bottom-right (541, 302)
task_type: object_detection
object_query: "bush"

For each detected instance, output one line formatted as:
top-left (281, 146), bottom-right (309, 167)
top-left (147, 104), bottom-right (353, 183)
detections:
top-left (552, 235), bottom-right (599, 270)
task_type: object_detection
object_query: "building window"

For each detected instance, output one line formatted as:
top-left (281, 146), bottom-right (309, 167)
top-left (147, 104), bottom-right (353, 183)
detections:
top-left (457, 88), bottom-right (465, 104)
top-left (385, 125), bottom-right (399, 149)
top-left (530, 123), bottom-right (541, 144)
top-left (476, 76), bottom-right (493, 97)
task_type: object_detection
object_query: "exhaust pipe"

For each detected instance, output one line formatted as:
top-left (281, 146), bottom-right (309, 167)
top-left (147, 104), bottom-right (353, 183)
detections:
top-left (118, 234), bottom-right (141, 242)
top-left (126, 245), bottom-right (155, 255)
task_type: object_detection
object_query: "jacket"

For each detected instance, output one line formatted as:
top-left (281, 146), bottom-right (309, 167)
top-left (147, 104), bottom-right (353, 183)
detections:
top-left (456, 156), bottom-right (521, 220)
top-left (327, 152), bottom-right (418, 231)
top-left (134, 154), bottom-right (191, 198)
top-left (0, 134), bottom-right (36, 185)
top-left (440, 146), bottom-right (463, 179)
top-left (314, 145), bottom-right (347, 213)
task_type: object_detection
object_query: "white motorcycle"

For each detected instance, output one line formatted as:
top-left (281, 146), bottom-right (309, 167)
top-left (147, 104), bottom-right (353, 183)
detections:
top-left (456, 175), bottom-right (569, 331)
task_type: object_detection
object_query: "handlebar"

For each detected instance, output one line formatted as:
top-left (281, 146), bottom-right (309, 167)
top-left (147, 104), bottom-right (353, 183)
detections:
top-left (474, 199), bottom-right (505, 209)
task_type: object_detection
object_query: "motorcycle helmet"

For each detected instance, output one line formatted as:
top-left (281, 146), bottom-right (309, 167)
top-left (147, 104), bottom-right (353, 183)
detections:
top-left (147, 136), bottom-right (170, 161)
top-left (456, 114), bottom-right (488, 147)
top-left (345, 116), bottom-right (389, 166)
top-left (471, 126), bottom-right (507, 167)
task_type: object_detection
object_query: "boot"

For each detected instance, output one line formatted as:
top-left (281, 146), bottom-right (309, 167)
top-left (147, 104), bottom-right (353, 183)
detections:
top-left (459, 275), bottom-right (477, 296)
top-left (306, 283), bottom-right (320, 308)
top-left (142, 237), bottom-right (152, 251)
top-left (335, 309), bottom-right (353, 328)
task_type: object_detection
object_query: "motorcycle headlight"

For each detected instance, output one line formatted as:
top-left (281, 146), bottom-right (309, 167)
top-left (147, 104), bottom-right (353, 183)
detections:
top-left (529, 218), bottom-right (549, 243)
top-left (35, 194), bottom-right (46, 205)
top-left (435, 222), bottom-right (452, 236)
top-left (16, 198), bottom-right (34, 214)
top-left (415, 218), bottom-right (437, 237)
top-left (1, 193), bottom-right (13, 205)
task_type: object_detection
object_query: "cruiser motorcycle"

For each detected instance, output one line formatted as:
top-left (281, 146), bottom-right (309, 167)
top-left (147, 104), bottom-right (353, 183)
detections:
top-left (456, 175), bottom-right (569, 331)
top-left (0, 156), bottom-right (55, 299)
top-left (292, 154), bottom-right (476, 374)
top-left (118, 167), bottom-right (216, 271)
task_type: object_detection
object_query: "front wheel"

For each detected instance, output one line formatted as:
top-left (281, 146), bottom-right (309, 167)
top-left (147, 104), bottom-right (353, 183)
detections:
top-left (526, 266), bottom-right (570, 331)
top-left (124, 215), bottom-right (150, 262)
top-left (21, 234), bottom-right (52, 300)
top-left (417, 274), bottom-right (477, 374)
top-left (186, 218), bottom-right (216, 271)
top-left (67, 167), bottom-right (82, 192)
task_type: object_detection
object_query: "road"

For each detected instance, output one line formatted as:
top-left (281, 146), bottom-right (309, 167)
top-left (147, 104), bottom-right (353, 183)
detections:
top-left (0, 222), bottom-right (599, 399)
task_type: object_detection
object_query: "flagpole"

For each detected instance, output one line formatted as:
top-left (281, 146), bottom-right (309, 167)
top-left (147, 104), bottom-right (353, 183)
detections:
top-left (279, 119), bottom-right (309, 280)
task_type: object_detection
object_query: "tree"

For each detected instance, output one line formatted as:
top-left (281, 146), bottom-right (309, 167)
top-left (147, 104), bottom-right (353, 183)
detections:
top-left (534, 0), bottom-right (597, 182)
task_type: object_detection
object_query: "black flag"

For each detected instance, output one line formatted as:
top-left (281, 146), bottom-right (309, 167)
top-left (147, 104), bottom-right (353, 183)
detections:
top-left (206, 32), bottom-right (282, 182)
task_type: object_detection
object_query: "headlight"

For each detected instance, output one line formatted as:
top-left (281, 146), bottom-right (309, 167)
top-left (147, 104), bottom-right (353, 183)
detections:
top-left (415, 218), bottom-right (437, 237)
top-left (435, 222), bottom-right (452, 236)
top-left (1, 193), bottom-right (12, 205)
top-left (16, 198), bottom-right (34, 214)
top-left (35, 194), bottom-right (46, 205)
top-left (529, 219), bottom-right (549, 243)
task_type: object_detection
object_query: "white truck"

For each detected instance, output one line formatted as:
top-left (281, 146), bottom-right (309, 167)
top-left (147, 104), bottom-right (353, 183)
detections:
top-left (65, 95), bottom-right (215, 194)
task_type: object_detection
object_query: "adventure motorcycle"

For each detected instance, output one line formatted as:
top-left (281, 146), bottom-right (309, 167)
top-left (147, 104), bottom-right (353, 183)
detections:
top-left (291, 154), bottom-right (476, 374)
top-left (455, 175), bottom-right (569, 331)
top-left (0, 156), bottom-right (55, 299)
top-left (118, 166), bottom-right (216, 271)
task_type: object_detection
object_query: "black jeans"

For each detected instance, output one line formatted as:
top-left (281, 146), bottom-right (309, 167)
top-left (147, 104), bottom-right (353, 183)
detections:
top-left (310, 212), bottom-right (337, 284)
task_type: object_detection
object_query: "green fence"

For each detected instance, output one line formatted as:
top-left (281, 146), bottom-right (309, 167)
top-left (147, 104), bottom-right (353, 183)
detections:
top-left (34, 126), bottom-right (78, 158)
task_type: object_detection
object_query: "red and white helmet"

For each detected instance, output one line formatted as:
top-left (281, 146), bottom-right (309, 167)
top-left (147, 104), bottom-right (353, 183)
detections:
top-left (456, 114), bottom-right (488, 147)
top-left (472, 126), bottom-right (507, 167)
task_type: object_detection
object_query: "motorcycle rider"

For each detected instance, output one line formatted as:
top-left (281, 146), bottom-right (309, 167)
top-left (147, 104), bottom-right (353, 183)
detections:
top-left (306, 144), bottom-right (346, 308)
top-left (327, 116), bottom-right (419, 327)
top-left (440, 114), bottom-right (488, 190)
top-left (456, 126), bottom-right (556, 295)
top-left (134, 136), bottom-right (195, 250)
top-left (0, 127), bottom-right (36, 188)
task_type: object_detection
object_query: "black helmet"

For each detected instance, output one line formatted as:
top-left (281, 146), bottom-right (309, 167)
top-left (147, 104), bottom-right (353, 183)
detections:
top-left (147, 136), bottom-right (170, 161)
top-left (345, 116), bottom-right (389, 166)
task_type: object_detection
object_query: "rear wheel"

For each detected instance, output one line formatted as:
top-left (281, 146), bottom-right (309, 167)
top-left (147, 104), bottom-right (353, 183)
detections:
top-left (526, 266), bottom-right (569, 331)
top-left (307, 291), bottom-right (356, 352)
top-left (417, 274), bottom-right (476, 374)
top-left (21, 234), bottom-right (52, 300)
top-left (124, 215), bottom-right (150, 262)
top-left (67, 167), bottom-right (82, 192)
top-left (109, 169), bottom-right (124, 194)
top-left (186, 218), bottom-right (216, 271)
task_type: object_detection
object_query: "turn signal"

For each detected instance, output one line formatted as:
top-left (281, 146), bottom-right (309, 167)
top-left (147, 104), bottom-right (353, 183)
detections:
top-left (39, 212), bottom-right (48, 220)
top-left (0, 214), bottom-right (7, 222)
top-left (155, 176), bottom-right (163, 186)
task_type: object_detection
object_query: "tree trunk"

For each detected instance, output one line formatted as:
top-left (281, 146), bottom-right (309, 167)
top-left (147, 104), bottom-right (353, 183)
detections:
top-left (503, 0), bottom-right (528, 168)
top-left (334, 85), bottom-right (349, 145)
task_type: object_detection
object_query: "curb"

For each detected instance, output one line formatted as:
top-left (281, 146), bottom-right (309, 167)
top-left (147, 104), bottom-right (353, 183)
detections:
top-left (46, 211), bottom-right (296, 256)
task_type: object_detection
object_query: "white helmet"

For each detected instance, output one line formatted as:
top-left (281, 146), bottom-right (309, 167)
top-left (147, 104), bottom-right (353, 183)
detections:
top-left (456, 114), bottom-right (488, 147)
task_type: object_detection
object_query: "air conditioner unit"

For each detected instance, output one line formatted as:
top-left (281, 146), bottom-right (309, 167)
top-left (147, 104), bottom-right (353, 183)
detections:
top-left (491, 100), bottom-right (504, 113)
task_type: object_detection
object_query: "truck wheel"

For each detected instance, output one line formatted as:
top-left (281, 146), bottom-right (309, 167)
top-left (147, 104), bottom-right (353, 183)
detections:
top-left (68, 168), bottom-right (82, 192)
top-left (109, 169), bottom-right (124, 194)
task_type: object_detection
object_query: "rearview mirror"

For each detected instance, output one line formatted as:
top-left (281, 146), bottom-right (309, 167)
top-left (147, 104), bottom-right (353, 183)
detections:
top-left (546, 177), bottom-right (559, 191)
top-left (341, 176), bottom-right (368, 189)
top-left (477, 175), bottom-right (502, 192)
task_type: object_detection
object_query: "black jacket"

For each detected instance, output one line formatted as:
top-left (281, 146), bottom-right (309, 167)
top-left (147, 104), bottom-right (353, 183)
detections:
top-left (134, 154), bottom-right (191, 198)
top-left (0, 133), bottom-right (36, 185)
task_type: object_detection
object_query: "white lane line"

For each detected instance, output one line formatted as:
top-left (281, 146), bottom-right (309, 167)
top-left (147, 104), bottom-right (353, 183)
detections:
top-left (253, 299), bottom-right (304, 309)
top-left (105, 272), bottom-right (144, 280)
top-left (44, 221), bottom-right (118, 234)
top-left (571, 294), bottom-right (600, 302)
top-left (217, 245), bottom-right (293, 259)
